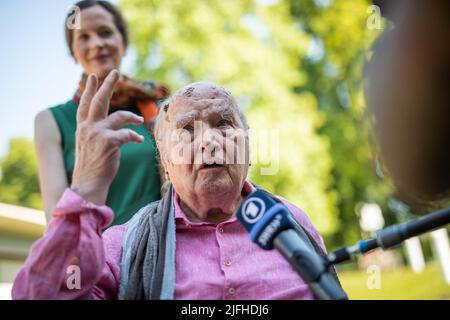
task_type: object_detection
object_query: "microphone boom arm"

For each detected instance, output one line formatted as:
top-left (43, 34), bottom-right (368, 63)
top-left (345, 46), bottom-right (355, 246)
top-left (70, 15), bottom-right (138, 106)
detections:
top-left (327, 207), bottom-right (450, 265)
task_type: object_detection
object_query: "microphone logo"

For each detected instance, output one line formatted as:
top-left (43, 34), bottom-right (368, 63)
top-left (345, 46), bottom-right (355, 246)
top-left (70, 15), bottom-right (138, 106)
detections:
top-left (258, 214), bottom-right (283, 247)
top-left (241, 197), bottom-right (266, 224)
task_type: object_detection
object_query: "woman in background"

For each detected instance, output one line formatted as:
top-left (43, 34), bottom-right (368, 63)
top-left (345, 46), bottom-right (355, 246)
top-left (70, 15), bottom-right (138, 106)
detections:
top-left (35, 0), bottom-right (169, 226)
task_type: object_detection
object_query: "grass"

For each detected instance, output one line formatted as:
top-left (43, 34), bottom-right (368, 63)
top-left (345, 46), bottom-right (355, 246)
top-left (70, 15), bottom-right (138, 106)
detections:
top-left (338, 263), bottom-right (450, 300)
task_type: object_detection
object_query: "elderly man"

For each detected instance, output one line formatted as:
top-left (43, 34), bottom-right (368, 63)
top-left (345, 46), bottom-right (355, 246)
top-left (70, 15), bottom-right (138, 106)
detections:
top-left (12, 70), bottom-right (339, 300)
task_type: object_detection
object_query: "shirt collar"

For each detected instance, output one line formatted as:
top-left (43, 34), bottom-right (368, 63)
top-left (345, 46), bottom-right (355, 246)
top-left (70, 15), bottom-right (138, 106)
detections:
top-left (173, 180), bottom-right (256, 227)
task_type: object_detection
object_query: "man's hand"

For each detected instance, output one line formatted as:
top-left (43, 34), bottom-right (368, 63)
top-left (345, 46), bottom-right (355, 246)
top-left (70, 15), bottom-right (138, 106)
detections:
top-left (71, 70), bottom-right (145, 205)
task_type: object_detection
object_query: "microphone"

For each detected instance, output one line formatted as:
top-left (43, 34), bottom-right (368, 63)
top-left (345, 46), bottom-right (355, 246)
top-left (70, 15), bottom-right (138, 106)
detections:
top-left (237, 189), bottom-right (348, 300)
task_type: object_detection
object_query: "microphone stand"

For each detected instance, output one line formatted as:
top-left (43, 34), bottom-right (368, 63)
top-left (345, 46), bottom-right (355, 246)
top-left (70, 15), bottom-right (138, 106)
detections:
top-left (274, 229), bottom-right (349, 300)
top-left (326, 207), bottom-right (450, 266)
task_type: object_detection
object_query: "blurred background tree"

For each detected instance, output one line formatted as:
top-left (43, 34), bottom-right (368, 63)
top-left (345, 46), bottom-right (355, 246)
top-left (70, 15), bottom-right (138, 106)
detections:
top-left (288, 0), bottom-right (395, 248)
top-left (0, 138), bottom-right (43, 210)
top-left (119, 0), bottom-right (394, 248)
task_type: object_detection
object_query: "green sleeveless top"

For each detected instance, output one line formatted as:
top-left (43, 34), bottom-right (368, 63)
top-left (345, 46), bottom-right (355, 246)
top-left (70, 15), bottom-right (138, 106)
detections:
top-left (50, 100), bottom-right (161, 227)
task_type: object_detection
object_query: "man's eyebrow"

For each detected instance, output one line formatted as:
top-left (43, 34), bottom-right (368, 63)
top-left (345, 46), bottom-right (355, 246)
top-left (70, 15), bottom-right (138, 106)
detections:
top-left (206, 105), bottom-right (236, 122)
top-left (174, 112), bottom-right (198, 127)
top-left (219, 108), bottom-right (235, 121)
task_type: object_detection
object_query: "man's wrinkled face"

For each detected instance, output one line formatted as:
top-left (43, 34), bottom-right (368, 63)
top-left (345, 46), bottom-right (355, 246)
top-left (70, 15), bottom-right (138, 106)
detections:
top-left (159, 84), bottom-right (249, 199)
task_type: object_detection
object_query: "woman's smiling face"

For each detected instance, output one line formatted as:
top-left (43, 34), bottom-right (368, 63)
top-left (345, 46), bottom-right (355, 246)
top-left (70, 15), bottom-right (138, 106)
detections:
top-left (71, 5), bottom-right (125, 80)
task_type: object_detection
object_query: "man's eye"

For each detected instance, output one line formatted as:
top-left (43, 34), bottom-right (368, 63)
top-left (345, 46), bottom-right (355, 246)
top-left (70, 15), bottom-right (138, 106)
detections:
top-left (217, 119), bottom-right (231, 127)
top-left (184, 125), bottom-right (194, 132)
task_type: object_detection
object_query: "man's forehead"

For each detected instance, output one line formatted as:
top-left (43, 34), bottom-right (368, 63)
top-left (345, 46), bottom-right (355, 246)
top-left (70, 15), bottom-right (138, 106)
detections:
top-left (170, 98), bottom-right (234, 117)
top-left (176, 82), bottom-right (232, 98)
top-left (167, 82), bottom-right (236, 119)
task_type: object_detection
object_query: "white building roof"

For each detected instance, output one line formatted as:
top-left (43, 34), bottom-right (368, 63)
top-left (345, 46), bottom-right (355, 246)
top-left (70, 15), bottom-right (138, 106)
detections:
top-left (0, 203), bottom-right (46, 237)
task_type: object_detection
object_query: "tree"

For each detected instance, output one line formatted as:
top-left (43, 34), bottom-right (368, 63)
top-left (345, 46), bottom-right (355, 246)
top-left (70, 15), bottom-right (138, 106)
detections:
top-left (0, 138), bottom-right (43, 209)
top-left (288, 0), bottom-right (395, 248)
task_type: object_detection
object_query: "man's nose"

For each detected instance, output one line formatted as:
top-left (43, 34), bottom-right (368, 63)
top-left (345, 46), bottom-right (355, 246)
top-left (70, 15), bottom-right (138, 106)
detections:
top-left (199, 124), bottom-right (220, 151)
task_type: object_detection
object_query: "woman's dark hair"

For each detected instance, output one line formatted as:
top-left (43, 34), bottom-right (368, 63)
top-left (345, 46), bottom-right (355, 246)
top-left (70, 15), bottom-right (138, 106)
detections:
top-left (65, 0), bottom-right (129, 56)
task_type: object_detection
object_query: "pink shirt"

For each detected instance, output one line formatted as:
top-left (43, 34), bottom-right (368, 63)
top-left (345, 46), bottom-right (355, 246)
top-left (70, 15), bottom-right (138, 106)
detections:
top-left (12, 181), bottom-right (326, 300)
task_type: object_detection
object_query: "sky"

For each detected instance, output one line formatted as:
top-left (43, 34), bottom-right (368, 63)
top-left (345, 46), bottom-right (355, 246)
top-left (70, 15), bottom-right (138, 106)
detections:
top-left (0, 0), bottom-right (134, 157)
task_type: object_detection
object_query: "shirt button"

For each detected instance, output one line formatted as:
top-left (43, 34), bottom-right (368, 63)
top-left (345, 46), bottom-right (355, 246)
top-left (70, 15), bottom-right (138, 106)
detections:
top-left (225, 260), bottom-right (232, 267)
top-left (218, 227), bottom-right (224, 233)
top-left (228, 287), bottom-right (236, 295)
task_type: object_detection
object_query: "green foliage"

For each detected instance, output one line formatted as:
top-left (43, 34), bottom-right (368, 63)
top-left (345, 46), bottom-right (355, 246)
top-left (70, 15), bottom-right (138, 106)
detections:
top-left (121, 0), bottom-right (339, 234)
top-left (0, 138), bottom-right (43, 210)
top-left (289, 0), bottom-right (395, 248)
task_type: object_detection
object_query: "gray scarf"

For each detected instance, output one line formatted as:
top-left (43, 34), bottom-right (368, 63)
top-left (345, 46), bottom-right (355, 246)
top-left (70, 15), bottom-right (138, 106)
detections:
top-left (120, 184), bottom-right (175, 300)
top-left (119, 183), bottom-right (342, 300)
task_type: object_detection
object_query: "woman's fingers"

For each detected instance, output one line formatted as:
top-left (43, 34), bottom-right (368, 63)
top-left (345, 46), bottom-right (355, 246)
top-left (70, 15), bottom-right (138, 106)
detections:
top-left (89, 70), bottom-right (120, 120)
top-left (77, 74), bottom-right (98, 123)
top-left (105, 111), bottom-right (144, 130)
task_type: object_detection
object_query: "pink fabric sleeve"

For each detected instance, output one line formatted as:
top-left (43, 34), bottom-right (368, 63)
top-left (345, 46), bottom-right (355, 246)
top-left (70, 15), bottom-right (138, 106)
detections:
top-left (11, 188), bottom-right (125, 300)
